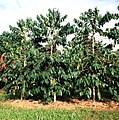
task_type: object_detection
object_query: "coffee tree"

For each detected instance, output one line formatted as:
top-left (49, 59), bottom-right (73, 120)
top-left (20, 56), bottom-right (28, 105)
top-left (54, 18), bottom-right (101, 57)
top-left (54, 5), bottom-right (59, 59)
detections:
top-left (32, 8), bottom-right (74, 102)
top-left (67, 7), bottom-right (119, 101)
top-left (0, 7), bottom-right (119, 102)
top-left (0, 9), bottom-right (74, 102)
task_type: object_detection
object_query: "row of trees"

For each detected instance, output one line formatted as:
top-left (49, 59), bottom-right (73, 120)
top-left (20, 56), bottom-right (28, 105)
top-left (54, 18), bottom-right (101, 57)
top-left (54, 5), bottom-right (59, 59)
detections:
top-left (0, 7), bottom-right (119, 102)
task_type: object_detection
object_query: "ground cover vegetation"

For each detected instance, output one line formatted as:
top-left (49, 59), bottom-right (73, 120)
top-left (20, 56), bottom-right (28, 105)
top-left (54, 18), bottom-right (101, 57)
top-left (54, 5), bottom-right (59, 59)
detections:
top-left (0, 104), bottom-right (119, 120)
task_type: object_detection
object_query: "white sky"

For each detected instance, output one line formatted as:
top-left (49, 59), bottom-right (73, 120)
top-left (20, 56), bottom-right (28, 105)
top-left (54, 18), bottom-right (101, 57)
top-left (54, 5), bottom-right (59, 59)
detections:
top-left (0, 0), bottom-right (119, 34)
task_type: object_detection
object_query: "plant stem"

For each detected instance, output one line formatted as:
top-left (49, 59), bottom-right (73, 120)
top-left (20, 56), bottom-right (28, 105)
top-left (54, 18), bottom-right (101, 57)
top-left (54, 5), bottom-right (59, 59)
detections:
top-left (92, 35), bottom-right (95, 103)
top-left (21, 54), bottom-right (27, 101)
top-left (54, 92), bottom-right (56, 102)
top-left (93, 86), bottom-right (95, 102)
top-left (51, 30), bottom-right (57, 102)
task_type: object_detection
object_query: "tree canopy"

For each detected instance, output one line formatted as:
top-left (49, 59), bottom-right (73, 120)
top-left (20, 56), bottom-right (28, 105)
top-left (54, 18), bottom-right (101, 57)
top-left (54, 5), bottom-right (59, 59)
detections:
top-left (0, 7), bottom-right (119, 102)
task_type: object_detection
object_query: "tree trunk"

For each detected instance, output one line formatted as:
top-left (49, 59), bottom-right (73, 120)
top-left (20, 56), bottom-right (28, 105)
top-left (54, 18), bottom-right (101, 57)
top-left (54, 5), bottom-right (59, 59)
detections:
top-left (93, 86), bottom-right (95, 102)
top-left (92, 35), bottom-right (95, 103)
top-left (21, 80), bottom-right (25, 101)
top-left (54, 92), bottom-right (56, 102)
top-left (21, 55), bottom-right (27, 101)
top-left (51, 38), bottom-right (53, 56)
top-left (51, 32), bottom-right (57, 102)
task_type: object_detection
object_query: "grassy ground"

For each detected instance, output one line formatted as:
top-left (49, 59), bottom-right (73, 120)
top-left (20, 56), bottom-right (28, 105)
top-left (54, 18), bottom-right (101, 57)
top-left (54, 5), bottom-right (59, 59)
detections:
top-left (0, 104), bottom-right (119, 120)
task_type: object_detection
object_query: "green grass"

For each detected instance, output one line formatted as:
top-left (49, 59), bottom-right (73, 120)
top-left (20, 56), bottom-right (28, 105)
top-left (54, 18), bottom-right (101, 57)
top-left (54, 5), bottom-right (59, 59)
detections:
top-left (0, 104), bottom-right (118, 120)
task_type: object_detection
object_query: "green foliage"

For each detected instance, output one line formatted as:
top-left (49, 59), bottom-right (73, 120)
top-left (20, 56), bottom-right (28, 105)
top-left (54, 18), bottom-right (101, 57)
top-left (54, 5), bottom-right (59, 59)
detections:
top-left (0, 7), bottom-right (119, 102)
top-left (67, 7), bottom-right (119, 100)
top-left (105, 23), bottom-right (119, 44)
top-left (0, 93), bottom-right (10, 101)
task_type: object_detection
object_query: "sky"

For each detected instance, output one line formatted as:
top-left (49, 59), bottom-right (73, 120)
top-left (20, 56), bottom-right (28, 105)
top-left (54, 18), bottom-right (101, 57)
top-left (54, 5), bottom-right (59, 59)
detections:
top-left (0, 0), bottom-right (119, 49)
top-left (0, 0), bottom-right (119, 34)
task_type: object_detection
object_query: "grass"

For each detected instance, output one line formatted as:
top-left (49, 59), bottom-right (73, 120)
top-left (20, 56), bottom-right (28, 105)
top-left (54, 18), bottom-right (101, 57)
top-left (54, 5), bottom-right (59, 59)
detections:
top-left (0, 104), bottom-right (119, 120)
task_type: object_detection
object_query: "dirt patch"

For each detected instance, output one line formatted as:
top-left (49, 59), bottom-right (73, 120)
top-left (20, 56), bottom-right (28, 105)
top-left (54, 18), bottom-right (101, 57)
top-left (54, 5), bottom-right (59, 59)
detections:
top-left (0, 99), bottom-right (119, 110)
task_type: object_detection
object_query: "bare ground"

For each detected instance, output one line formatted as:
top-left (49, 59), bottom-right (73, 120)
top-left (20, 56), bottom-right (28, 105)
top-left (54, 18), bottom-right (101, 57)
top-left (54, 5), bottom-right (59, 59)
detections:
top-left (0, 99), bottom-right (119, 110)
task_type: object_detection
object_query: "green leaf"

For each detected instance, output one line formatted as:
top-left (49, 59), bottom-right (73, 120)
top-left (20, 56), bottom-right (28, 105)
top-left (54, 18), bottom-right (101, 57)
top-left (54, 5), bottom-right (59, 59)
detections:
top-left (44, 79), bottom-right (49, 84)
